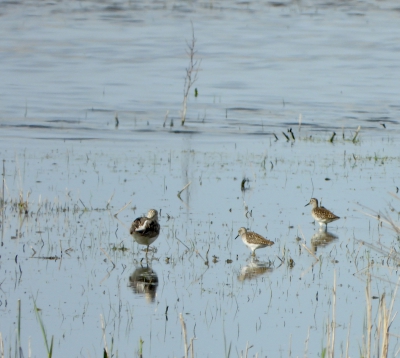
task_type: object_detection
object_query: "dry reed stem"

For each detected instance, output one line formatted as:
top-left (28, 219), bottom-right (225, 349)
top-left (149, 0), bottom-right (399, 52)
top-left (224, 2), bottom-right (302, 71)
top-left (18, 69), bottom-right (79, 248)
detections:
top-left (332, 271), bottom-right (336, 357)
top-left (113, 200), bottom-right (132, 218)
top-left (100, 314), bottom-right (109, 357)
top-left (177, 181), bottom-right (191, 200)
top-left (345, 316), bottom-right (351, 358)
top-left (365, 270), bottom-right (372, 358)
top-left (304, 326), bottom-right (310, 356)
top-left (190, 337), bottom-right (195, 358)
top-left (355, 239), bottom-right (400, 267)
top-left (0, 332), bottom-right (3, 358)
top-left (380, 278), bottom-right (400, 358)
top-left (380, 294), bottom-right (389, 357)
top-left (300, 242), bottom-right (319, 262)
top-left (179, 313), bottom-right (188, 358)
top-left (326, 316), bottom-right (330, 357)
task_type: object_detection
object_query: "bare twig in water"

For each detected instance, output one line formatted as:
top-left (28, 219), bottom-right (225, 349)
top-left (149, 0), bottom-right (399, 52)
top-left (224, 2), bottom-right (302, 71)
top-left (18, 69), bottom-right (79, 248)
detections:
top-left (113, 200), bottom-right (132, 218)
top-left (178, 182), bottom-right (191, 200)
top-left (300, 242), bottom-right (319, 262)
top-left (181, 22), bottom-right (201, 125)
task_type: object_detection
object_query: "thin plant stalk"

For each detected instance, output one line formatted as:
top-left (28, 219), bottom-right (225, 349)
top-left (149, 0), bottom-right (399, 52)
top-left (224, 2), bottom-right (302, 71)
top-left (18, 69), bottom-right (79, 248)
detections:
top-left (365, 270), bottom-right (372, 358)
top-left (181, 22), bottom-right (201, 125)
top-left (33, 300), bottom-right (53, 358)
top-left (17, 300), bottom-right (21, 358)
top-left (1, 160), bottom-right (5, 244)
top-left (304, 326), bottom-right (310, 356)
top-left (331, 270), bottom-right (336, 357)
top-left (179, 313), bottom-right (188, 358)
top-left (100, 314), bottom-right (113, 358)
top-left (345, 316), bottom-right (351, 358)
top-left (380, 294), bottom-right (389, 358)
top-left (0, 332), bottom-right (3, 358)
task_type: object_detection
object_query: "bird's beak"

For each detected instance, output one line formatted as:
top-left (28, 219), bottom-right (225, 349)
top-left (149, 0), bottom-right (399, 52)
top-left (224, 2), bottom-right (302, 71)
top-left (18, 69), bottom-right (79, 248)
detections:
top-left (304, 202), bottom-right (310, 207)
top-left (234, 234), bottom-right (239, 240)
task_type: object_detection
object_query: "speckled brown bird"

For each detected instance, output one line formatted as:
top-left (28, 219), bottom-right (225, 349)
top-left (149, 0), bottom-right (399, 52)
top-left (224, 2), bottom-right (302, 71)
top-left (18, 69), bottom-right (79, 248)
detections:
top-left (305, 198), bottom-right (340, 230)
top-left (235, 227), bottom-right (274, 256)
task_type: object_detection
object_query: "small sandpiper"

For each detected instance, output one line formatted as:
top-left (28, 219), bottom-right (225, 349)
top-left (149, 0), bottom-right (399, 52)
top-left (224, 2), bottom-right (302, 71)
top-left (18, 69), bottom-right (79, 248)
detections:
top-left (235, 227), bottom-right (274, 256)
top-left (305, 198), bottom-right (340, 230)
top-left (130, 209), bottom-right (160, 251)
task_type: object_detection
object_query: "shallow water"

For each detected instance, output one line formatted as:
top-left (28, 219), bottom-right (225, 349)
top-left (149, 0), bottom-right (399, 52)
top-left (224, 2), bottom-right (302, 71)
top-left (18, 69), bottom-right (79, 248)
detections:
top-left (1, 133), bottom-right (400, 357)
top-left (1, 0), bottom-right (400, 357)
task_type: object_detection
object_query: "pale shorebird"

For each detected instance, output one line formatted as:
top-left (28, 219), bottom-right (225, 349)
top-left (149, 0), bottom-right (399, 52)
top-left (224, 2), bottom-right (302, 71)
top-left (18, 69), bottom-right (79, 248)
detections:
top-left (305, 198), bottom-right (340, 230)
top-left (235, 227), bottom-right (274, 256)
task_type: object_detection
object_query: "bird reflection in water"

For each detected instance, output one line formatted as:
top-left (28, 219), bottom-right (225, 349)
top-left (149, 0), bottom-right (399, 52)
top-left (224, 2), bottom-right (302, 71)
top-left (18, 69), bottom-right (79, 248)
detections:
top-left (128, 266), bottom-right (159, 303)
top-left (310, 228), bottom-right (338, 254)
top-left (238, 257), bottom-right (273, 282)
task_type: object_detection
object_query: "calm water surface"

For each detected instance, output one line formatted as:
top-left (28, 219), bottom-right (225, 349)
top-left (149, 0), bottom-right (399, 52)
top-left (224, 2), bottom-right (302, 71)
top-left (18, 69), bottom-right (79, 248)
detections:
top-left (1, 0), bottom-right (400, 357)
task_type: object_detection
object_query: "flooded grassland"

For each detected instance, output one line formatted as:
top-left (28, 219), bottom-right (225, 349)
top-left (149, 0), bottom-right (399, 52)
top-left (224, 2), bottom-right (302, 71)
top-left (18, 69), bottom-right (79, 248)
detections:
top-left (1, 127), bottom-right (400, 357)
top-left (2, 0), bottom-right (400, 356)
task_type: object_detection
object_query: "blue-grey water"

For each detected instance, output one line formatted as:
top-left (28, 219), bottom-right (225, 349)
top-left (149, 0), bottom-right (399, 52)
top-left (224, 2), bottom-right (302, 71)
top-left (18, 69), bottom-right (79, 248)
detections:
top-left (1, 1), bottom-right (400, 357)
